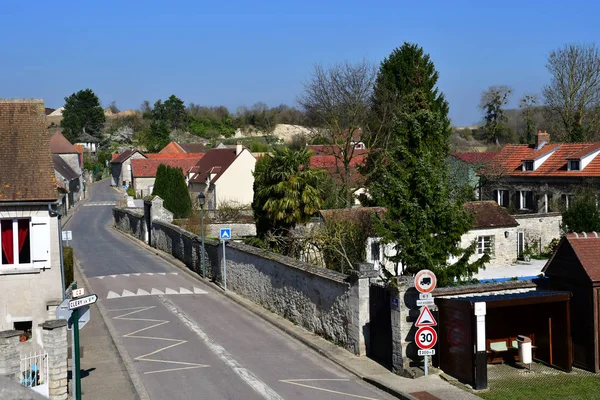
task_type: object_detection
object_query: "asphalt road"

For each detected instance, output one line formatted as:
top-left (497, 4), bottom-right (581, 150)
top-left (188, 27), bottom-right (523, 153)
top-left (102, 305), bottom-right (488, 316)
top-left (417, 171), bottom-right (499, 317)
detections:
top-left (69, 179), bottom-right (397, 400)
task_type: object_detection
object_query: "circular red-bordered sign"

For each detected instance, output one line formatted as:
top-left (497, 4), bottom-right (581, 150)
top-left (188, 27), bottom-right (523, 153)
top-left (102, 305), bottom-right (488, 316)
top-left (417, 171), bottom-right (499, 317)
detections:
top-left (414, 270), bottom-right (437, 293)
top-left (415, 326), bottom-right (437, 350)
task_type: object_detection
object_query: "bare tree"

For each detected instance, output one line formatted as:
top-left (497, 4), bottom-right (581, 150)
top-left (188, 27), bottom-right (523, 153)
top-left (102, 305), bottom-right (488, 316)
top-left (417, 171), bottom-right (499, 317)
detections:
top-left (543, 43), bottom-right (600, 142)
top-left (519, 93), bottom-right (539, 144)
top-left (298, 60), bottom-right (376, 207)
top-left (107, 101), bottom-right (120, 114)
top-left (480, 85), bottom-right (513, 145)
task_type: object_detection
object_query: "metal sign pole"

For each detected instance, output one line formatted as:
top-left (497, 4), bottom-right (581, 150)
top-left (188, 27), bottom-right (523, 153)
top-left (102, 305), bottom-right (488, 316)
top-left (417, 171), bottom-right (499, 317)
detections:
top-left (72, 283), bottom-right (82, 400)
top-left (424, 355), bottom-right (428, 376)
top-left (222, 239), bottom-right (227, 291)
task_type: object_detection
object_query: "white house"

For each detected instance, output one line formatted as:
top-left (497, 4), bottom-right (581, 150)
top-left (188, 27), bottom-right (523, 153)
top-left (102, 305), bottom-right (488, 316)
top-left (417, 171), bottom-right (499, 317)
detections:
top-left (110, 149), bottom-right (146, 188)
top-left (0, 99), bottom-right (63, 348)
top-left (187, 144), bottom-right (256, 209)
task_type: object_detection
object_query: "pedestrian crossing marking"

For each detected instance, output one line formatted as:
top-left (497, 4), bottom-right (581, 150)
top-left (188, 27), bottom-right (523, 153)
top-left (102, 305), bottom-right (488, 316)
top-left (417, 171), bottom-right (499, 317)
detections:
top-left (105, 287), bottom-right (207, 299)
top-left (91, 272), bottom-right (177, 279)
top-left (83, 201), bottom-right (117, 207)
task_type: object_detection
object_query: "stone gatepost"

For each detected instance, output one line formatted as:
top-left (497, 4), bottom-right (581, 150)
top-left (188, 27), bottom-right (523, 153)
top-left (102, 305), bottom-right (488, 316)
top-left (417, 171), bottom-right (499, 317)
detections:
top-left (40, 320), bottom-right (68, 400)
top-left (390, 277), bottom-right (422, 377)
top-left (348, 263), bottom-right (379, 356)
top-left (0, 330), bottom-right (22, 381)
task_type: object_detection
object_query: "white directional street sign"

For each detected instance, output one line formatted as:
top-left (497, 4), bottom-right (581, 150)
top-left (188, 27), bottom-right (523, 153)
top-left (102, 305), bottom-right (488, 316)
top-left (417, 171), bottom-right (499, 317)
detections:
top-left (72, 288), bottom-right (85, 298)
top-left (418, 349), bottom-right (436, 356)
top-left (419, 293), bottom-right (432, 300)
top-left (416, 299), bottom-right (435, 307)
top-left (219, 228), bottom-right (231, 240)
top-left (56, 299), bottom-right (90, 330)
top-left (69, 294), bottom-right (98, 310)
top-left (62, 231), bottom-right (72, 241)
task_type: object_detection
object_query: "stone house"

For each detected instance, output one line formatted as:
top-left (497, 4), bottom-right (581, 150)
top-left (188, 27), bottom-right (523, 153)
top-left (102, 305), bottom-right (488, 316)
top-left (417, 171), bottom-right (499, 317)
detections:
top-left (0, 99), bottom-right (63, 347)
top-left (187, 144), bottom-right (256, 210)
top-left (110, 148), bottom-right (146, 188)
top-left (131, 155), bottom-right (204, 198)
top-left (49, 131), bottom-right (83, 207)
top-left (447, 152), bottom-right (498, 200)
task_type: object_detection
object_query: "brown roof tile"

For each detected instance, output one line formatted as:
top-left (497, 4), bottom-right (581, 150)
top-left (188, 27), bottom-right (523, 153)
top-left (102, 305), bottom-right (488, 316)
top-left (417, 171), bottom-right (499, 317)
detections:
top-left (131, 156), bottom-right (204, 178)
top-left (554, 233), bottom-right (600, 282)
top-left (49, 130), bottom-right (78, 154)
top-left (0, 99), bottom-right (58, 202)
top-left (110, 149), bottom-right (145, 164)
top-left (159, 142), bottom-right (186, 154)
top-left (188, 148), bottom-right (248, 183)
top-left (179, 143), bottom-right (206, 153)
top-left (463, 201), bottom-right (519, 229)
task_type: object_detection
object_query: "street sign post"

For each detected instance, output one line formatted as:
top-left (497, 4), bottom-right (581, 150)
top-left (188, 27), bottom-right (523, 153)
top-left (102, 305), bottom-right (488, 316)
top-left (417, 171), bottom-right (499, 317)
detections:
top-left (62, 231), bottom-right (72, 246)
top-left (219, 228), bottom-right (231, 291)
top-left (69, 294), bottom-right (97, 310)
top-left (413, 270), bottom-right (438, 377)
top-left (415, 325), bottom-right (438, 376)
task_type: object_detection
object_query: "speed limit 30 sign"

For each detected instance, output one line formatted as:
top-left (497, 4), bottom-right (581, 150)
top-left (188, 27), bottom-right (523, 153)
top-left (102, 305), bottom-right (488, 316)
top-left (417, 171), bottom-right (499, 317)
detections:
top-left (415, 326), bottom-right (437, 350)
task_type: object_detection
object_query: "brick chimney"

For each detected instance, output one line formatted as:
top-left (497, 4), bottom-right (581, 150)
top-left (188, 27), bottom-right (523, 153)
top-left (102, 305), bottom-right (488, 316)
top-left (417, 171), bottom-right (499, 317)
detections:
top-left (535, 130), bottom-right (550, 149)
top-left (236, 141), bottom-right (242, 156)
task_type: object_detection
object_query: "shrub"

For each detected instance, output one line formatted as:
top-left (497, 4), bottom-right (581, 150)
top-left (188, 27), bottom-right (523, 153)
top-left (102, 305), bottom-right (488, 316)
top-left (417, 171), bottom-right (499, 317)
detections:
top-left (63, 246), bottom-right (74, 288)
top-left (126, 187), bottom-right (136, 197)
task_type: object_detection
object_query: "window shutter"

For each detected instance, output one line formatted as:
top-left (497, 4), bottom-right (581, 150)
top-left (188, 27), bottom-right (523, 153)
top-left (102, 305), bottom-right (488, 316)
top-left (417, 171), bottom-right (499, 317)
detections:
top-left (503, 191), bottom-right (509, 207)
top-left (30, 216), bottom-right (50, 269)
top-left (515, 192), bottom-right (521, 209)
top-left (493, 190), bottom-right (498, 204)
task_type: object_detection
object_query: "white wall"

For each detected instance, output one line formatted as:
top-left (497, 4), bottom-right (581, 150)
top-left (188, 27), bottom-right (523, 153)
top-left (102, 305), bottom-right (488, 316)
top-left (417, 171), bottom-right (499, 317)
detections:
top-left (214, 150), bottom-right (256, 208)
top-left (133, 177), bottom-right (155, 198)
top-left (458, 226), bottom-right (519, 268)
top-left (0, 206), bottom-right (62, 349)
top-left (514, 213), bottom-right (562, 253)
top-left (119, 153), bottom-right (145, 188)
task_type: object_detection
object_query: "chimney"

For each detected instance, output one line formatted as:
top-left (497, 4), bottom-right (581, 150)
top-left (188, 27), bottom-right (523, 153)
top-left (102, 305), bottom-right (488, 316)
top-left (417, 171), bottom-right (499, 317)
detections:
top-left (236, 141), bottom-right (242, 156)
top-left (535, 130), bottom-right (550, 150)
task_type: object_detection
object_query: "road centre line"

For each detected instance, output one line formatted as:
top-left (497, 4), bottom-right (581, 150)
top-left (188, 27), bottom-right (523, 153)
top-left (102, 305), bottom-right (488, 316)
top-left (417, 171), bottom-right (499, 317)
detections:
top-left (159, 295), bottom-right (284, 400)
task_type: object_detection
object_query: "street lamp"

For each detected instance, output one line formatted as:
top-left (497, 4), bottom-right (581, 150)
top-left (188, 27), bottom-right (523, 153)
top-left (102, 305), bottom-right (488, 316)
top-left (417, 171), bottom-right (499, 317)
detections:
top-left (197, 193), bottom-right (206, 279)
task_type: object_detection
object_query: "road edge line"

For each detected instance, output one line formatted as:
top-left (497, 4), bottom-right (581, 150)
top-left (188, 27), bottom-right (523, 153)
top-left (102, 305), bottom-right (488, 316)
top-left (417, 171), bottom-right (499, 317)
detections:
top-left (75, 257), bottom-right (151, 400)
top-left (109, 225), bottom-right (416, 400)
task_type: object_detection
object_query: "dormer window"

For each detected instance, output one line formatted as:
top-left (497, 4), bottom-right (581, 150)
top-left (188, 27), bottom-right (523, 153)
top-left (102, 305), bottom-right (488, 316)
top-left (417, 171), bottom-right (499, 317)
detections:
top-left (523, 161), bottom-right (534, 171)
top-left (568, 160), bottom-right (581, 171)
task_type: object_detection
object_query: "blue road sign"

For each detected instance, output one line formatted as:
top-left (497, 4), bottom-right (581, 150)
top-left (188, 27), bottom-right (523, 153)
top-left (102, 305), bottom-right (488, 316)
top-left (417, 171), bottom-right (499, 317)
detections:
top-left (220, 228), bottom-right (231, 240)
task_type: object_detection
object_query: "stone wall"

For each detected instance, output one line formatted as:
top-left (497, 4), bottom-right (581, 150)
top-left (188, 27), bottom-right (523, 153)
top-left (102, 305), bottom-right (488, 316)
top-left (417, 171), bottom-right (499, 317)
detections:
top-left (113, 208), bottom-right (146, 242)
top-left (206, 223), bottom-right (256, 238)
top-left (514, 213), bottom-right (562, 252)
top-left (459, 225), bottom-right (519, 267)
top-left (119, 213), bottom-right (369, 355)
top-left (40, 320), bottom-right (68, 400)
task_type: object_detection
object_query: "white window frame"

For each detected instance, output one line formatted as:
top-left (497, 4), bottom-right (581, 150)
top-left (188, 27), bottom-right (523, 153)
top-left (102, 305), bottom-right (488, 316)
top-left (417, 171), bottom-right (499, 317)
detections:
top-left (496, 189), bottom-right (509, 207)
top-left (477, 235), bottom-right (494, 255)
top-left (523, 161), bottom-right (534, 171)
top-left (568, 160), bottom-right (580, 171)
top-left (0, 218), bottom-right (31, 269)
top-left (519, 190), bottom-right (534, 210)
top-left (0, 216), bottom-right (50, 272)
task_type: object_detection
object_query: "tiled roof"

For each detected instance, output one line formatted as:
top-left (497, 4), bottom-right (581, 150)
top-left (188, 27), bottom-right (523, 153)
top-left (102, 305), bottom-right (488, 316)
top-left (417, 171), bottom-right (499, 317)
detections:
top-left (188, 148), bottom-right (247, 183)
top-left (464, 201), bottom-right (519, 229)
top-left (309, 154), bottom-right (367, 169)
top-left (159, 142), bottom-right (186, 154)
top-left (566, 142), bottom-right (600, 159)
top-left (49, 130), bottom-right (78, 154)
top-left (522, 144), bottom-right (560, 160)
top-left (556, 233), bottom-right (600, 282)
top-left (53, 155), bottom-right (79, 181)
top-left (111, 149), bottom-right (145, 164)
top-left (146, 153), bottom-right (204, 159)
top-left (179, 143), bottom-right (206, 153)
top-left (73, 144), bottom-right (84, 166)
top-left (486, 142), bottom-right (600, 177)
top-left (451, 152), bottom-right (498, 165)
top-left (0, 99), bottom-right (57, 202)
top-left (131, 157), bottom-right (204, 178)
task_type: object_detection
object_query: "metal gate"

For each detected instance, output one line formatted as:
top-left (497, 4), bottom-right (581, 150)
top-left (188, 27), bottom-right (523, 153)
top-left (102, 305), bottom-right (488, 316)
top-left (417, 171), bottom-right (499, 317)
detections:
top-left (368, 284), bottom-right (392, 368)
top-left (20, 351), bottom-right (49, 397)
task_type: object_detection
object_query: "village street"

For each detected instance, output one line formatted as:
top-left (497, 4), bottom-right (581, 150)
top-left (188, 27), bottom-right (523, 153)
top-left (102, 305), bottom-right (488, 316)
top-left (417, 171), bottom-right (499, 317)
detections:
top-left (68, 179), bottom-right (397, 400)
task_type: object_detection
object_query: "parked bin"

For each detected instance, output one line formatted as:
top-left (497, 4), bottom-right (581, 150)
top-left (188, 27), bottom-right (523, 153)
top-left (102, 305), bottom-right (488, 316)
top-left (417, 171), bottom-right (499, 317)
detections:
top-left (517, 335), bottom-right (532, 364)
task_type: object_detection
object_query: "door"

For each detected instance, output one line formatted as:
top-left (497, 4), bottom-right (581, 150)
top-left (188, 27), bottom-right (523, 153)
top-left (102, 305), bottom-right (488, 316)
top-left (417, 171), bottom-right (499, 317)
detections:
top-left (368, 284), bottom-right (392, 368)
top-left (518, 232), bottom-right (525, 257)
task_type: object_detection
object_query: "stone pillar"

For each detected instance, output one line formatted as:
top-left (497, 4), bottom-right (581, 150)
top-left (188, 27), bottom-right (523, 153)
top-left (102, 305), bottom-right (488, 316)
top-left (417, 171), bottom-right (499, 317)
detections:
top-left (348, 263), bottom-right (378, 356)
top-left (0, 330), bottom-right (22, 381)
top-left (391, 277), bottom-right (422, 378)
top-left (40, 320), bottom-right (68, 400)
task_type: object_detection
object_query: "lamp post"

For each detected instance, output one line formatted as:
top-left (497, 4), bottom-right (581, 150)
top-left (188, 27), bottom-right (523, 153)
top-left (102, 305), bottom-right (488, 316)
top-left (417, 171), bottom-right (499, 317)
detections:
top-left (197, 193), bottom-right (206, 279)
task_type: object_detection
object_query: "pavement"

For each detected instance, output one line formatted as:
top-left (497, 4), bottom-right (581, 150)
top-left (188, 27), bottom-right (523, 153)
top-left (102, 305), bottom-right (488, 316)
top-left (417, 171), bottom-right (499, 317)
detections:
top-left (65, 179), bottom-right (481, 400)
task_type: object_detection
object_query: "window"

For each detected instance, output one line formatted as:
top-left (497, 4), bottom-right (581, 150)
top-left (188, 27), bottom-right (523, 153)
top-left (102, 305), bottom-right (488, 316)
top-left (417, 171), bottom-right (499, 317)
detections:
top-left (477, 236), bottom-right (494, 255)
top-left (523, 161), bottom-right (534, 171)
top-left (0, 217), bottom-right (49, 270)
top-left (494, 189), bottom-right (509, 207)
top-left (561, 194), bottom-right (574, 210)
top-left (518, 191), bottom-right (535, 210)
top-left (568, 160), bottom-right (580, 171)
top-left (1, 219), bottom-right (30, 265)
top-left (370, 241), bottom-right (381, 262)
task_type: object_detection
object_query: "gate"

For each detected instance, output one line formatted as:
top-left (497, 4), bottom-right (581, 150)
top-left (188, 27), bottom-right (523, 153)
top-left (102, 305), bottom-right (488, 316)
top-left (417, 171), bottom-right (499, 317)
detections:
top-left (20, 351), bottom-right (49, 397)
top-left (368, 284), bottom-right (392, 368)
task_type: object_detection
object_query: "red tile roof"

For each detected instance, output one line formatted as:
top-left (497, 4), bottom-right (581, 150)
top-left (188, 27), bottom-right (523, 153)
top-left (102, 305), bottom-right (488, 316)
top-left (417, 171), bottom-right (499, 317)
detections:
top-left (567, 142), bottom-right (600, 159)
top-left (188, 148), bottom-right (248, 183)
top-left (159, 142), bottom-right (186, 154)
top-left (73, 144), bottom-right (84, 166)
top-left (463, 201), bottom-right (519, 229)
top-left (451, 152), bottom-right (498, 165)
top-left (49, 130), bottom-right (79, 154)
top-left (486, 142), bottom-right (600, 177)
top-left (146, 153), bottom-right (204, 159)
top-left (522, 144), bottom-right (560, 161)
top-left (131, 156), bottom-right (204, 178)
top-left (111, 149), bottom-right (145, 164)
top-left (309, 154), bottom-right (367, 169)
top-left (0, 99), bottom-right (58, 201)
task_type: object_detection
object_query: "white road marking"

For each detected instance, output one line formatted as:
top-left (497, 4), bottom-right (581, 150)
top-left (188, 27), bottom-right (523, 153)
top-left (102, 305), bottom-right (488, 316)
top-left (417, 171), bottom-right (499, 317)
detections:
top-left (104, 287), bottom-right (207, 299)
top-left (84, 201), bottom-right (118, 207)
top-left (160, 296), bottom-right (284, 400)
top-left (133, 273), bottom-right (141, 276)
top-left (90, 272), bottom-right (176, 279)
top-left (165, 288), bottom-right (178, 295)
top-left (193, 288), bottom-right (208, 294)
top-left (158, 273), bottom-right (166, 276)
top-left (123, 274), bottom-right (130, 277)
top-left (280, 379), bottom-right (379, 400)
top-left (96, 276), bottom-right (105, 279)
top-left (179, 287), bottom-right (193, 294)
top-left (151, 288), bottom-right (164, 295)
top-left (137, 289), bottom-right (151, 296)
top-left (122, 290), bottom-right (136, 297)
top-left (109, 306), bottom-right (210, 374)
top-left (107, 291), bottom-right (121, 299)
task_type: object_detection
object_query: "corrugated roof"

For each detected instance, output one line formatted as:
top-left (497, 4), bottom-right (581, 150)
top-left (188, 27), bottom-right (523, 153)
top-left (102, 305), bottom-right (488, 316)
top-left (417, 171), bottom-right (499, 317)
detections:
top-left (464, 201), bottom-right (519, 229)
top-left (131, 157), bottom-right (204, 178)
top-left (0, 99), bottom-right (57, 201)
top-left (49, 130), bottom-right (78, 154)
top-left (53, 155), bottom-right (79, 181)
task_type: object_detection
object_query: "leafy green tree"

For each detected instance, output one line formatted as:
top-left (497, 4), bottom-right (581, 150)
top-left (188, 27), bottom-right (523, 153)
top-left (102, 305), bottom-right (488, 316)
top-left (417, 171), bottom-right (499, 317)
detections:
top-left (366, 45), bottom-right (487, 286)
top-left (153, 95), bottom-right (187, 130)
top-left (561, 189), bottom-right (600, 233)
top-left (152, 164), bottom-right (168, 199)
top-left (480, 85), bottom-right (513, 145)
top-left (167, 166), bottom-right (193, 218)
top-left (144, 120), bottom-right (171, 153)
top-left (253, 147), bottom-right (325, 240)
top-left (61, 89), bottom-right (106, 142)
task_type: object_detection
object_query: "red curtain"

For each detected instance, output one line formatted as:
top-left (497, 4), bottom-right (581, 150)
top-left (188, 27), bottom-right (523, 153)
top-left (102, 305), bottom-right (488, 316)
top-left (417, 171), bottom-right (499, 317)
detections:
top-left (17, 219), bottom-right (29, 256)
top-left (1, 220), bottom-right (13, 264)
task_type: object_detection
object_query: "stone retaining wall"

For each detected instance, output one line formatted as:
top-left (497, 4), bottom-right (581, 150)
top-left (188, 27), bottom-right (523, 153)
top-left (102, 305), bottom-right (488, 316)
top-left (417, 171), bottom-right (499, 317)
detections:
top-left (113, 208), bottom-right (146, 242)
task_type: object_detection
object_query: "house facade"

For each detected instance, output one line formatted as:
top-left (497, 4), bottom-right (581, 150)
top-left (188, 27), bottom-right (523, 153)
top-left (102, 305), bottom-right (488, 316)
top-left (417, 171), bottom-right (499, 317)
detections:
top-left (0, 99), bottom-right (63, 348)
top-left (131, 156), bottom-right (203, 198)
top-left (448, 152), bottom-right (498, 200)
top-left (110, 149), bottom-right (146, 188)
top-left (188, 144), bottom-right (256, 209)
top-left (50, 131), bottom-right (83, 206)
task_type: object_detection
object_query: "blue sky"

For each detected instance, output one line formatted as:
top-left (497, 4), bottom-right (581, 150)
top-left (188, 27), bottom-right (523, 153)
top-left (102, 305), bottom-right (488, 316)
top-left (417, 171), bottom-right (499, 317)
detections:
top-left (1, 0), bottom-right (599, 125)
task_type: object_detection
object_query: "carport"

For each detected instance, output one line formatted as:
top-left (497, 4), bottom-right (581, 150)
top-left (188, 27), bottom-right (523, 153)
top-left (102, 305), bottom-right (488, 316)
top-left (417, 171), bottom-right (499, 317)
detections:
top-left (436, 290), bottom-right (572, 390)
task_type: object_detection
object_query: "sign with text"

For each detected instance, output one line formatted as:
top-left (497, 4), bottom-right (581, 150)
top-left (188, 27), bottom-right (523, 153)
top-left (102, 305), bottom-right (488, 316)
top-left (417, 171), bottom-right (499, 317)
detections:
top-left (418, 349), bottom-right (436, 356)
top-left (62, 231), bottom-right (72, 241)
top-left (72, 288), bottom-right (85, 298)
top-left (69, 294), bottom-right (97, 310)
top-left (415, 326), bottom-right (438, 350)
